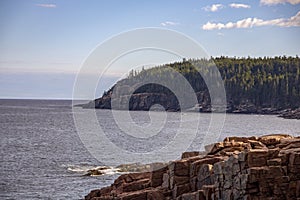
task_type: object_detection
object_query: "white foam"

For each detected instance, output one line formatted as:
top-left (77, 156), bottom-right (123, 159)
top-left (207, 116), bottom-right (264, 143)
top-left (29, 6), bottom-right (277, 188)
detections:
top-left (66, 165), bottom-right (121, 175)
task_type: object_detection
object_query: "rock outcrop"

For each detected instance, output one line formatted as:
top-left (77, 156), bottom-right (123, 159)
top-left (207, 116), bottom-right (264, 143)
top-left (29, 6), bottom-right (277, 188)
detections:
top-left (85, 134), bottom-right (300, 200)
top-left (279, 108), bottom-right (300, 120)
top-left (82, 90), bottom-right (287, 115)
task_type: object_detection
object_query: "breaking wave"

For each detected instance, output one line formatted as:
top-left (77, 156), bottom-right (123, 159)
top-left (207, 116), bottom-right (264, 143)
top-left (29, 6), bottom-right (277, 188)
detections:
top-left (65, 162), bottom-right (153, 176)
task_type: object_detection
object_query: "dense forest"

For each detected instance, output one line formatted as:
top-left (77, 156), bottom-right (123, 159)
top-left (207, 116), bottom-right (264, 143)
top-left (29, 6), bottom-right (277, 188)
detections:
top-left (86, 56), bottom-right (300, 114)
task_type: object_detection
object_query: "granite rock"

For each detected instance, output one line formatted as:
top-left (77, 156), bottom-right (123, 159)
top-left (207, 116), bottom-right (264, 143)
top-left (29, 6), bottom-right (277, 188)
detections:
top-left (85, 134), bottom-right (300, 200)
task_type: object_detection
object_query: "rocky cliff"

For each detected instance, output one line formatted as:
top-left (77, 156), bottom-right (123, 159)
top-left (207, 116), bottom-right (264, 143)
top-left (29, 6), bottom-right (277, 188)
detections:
top-left (82, 90), bottom-right (286, 114)
top-left (85, 134), bottom-right (300, 200)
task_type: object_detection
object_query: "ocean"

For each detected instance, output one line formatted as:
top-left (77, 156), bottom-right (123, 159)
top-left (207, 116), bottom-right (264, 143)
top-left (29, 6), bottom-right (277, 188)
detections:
top-left (1, 99), bottom-right (299, 199)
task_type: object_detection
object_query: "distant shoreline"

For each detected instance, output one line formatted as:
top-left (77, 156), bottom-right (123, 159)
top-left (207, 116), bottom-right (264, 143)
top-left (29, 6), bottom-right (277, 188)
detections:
top-left (1, 99), bottom-right (298, 119)
top-left (78, 101), bottom-right (300, 120)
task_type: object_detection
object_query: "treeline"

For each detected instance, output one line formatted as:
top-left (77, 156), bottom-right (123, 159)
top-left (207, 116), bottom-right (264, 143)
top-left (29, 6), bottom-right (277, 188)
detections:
top-left (215, 56), bottom-right (300, 109)
top-left (103, 56), bottom-right (300, 111)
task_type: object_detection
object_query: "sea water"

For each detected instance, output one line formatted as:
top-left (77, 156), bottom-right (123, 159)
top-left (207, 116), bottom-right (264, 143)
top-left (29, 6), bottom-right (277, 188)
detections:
top-left (1, 99), bottom-right (299, 199)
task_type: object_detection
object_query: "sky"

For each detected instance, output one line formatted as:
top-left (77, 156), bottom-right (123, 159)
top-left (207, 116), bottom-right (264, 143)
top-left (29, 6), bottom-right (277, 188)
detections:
top-left (0, 0), bottom-right (299, 99)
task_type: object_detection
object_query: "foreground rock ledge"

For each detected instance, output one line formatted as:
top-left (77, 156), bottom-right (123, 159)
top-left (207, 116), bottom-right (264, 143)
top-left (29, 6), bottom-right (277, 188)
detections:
top-left (85, 134), bottom-right (300, 200)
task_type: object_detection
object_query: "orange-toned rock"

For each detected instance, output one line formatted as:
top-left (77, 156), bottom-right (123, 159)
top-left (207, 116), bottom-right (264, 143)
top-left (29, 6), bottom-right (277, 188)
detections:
top-left (122, 178), bottom-right (150, 192)
top-left (267, 158), bottom-right (281, 166)
top-left (170, 175), bottom-right (189, 188)
top-left (146, 189), bottom-right (165, 200)
top-left (150, 163), bottom-right (168, 187)
top-left (278, 138), bottom-right (300, 149)
top-left (247, 149), bottom-right (269, 167)
top-left (85, 189), bottom-right (102, 200)
top-left (85, 134), bottom-right (300, 200)
top-left (118, 190), bottom-right (147, 200)
top-left (248, 140), bottom-right (267, 150)
top-left (172, 183), bottom-right (190, 198)
top-left (181, 191), bottom-right (197, 200)
top-left (181, 151), bottom-right (200, 159)
top-left (169, 160), bottom-right (189, 176)
top-left (190, 156), bottom-right (225, 177)
top-left (259, 134), bottom-right (292, 146)
top-left (224, 136), bottom-right (257, 143)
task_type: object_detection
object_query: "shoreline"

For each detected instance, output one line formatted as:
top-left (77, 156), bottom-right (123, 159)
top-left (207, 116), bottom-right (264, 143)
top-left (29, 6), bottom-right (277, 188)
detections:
top-left (78, 104), bottom-right (300, 120)
top-left (85, 134), bottom-right (300, 200)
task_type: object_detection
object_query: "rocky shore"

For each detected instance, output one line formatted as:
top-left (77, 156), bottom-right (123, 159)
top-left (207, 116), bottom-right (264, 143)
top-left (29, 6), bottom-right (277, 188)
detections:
top-left (85, 134), bottom-right (300, 200)
top-left (82, 91), bottom-right (283, 114)
top-left (81, 91), bottom-right (300, 119)
top-left (279, 108), bottom-right (300, 120)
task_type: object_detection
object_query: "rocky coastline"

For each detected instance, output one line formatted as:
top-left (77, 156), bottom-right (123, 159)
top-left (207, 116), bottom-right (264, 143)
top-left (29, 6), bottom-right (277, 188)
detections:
top-left (80, 57), bottom-right (300, 119)
top-left (85, 134), bottom-right (300, 200)
top-left (279, 108), bottom-right (300, 120)
top-left (81, 92), bottom-right (300, 119)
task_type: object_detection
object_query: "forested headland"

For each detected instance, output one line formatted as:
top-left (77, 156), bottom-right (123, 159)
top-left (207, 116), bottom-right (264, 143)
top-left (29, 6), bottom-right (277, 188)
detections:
top-left (84, 56), bottom-right (300, 115)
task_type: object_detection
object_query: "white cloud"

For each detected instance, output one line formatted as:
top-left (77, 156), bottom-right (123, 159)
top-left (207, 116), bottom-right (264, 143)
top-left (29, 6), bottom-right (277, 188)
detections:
top-left (202, 11), bottom-right (300, 30)
top-left (160, 21), bottom-right (179, 26)
top-left (260, 0), bottom-right (300, 5)
top-left (35, 4), bottom-right (57, 8)
top-left (229, 3), bottom-right (251, 8)
top-left (203, 4), bottom-right (224, 12)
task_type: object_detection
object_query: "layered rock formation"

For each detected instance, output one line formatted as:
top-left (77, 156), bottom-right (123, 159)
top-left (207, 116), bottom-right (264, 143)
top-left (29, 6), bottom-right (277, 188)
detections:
top-left (85, 134), bottom-right (300, 200)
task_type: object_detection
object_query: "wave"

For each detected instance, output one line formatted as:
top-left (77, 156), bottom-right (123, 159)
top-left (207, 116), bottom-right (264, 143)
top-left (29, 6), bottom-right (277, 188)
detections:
top-left (65, 162), bottom-right (154, 176)
top-left (66, 165), bottom-right (119, 176)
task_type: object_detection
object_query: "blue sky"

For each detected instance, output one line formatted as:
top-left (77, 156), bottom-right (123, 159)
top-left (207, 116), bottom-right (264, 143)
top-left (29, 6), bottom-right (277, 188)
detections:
top-left (0, 0), bottom-right (299, 99)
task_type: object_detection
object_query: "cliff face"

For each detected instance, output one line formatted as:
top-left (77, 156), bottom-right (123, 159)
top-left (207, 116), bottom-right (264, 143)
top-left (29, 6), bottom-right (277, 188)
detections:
top-left (85, 134), bottom-right (300, 200)
top-left (83, 91), bottom-right (210, 112)
top-left (83, 90), bottom-right (283, 114)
